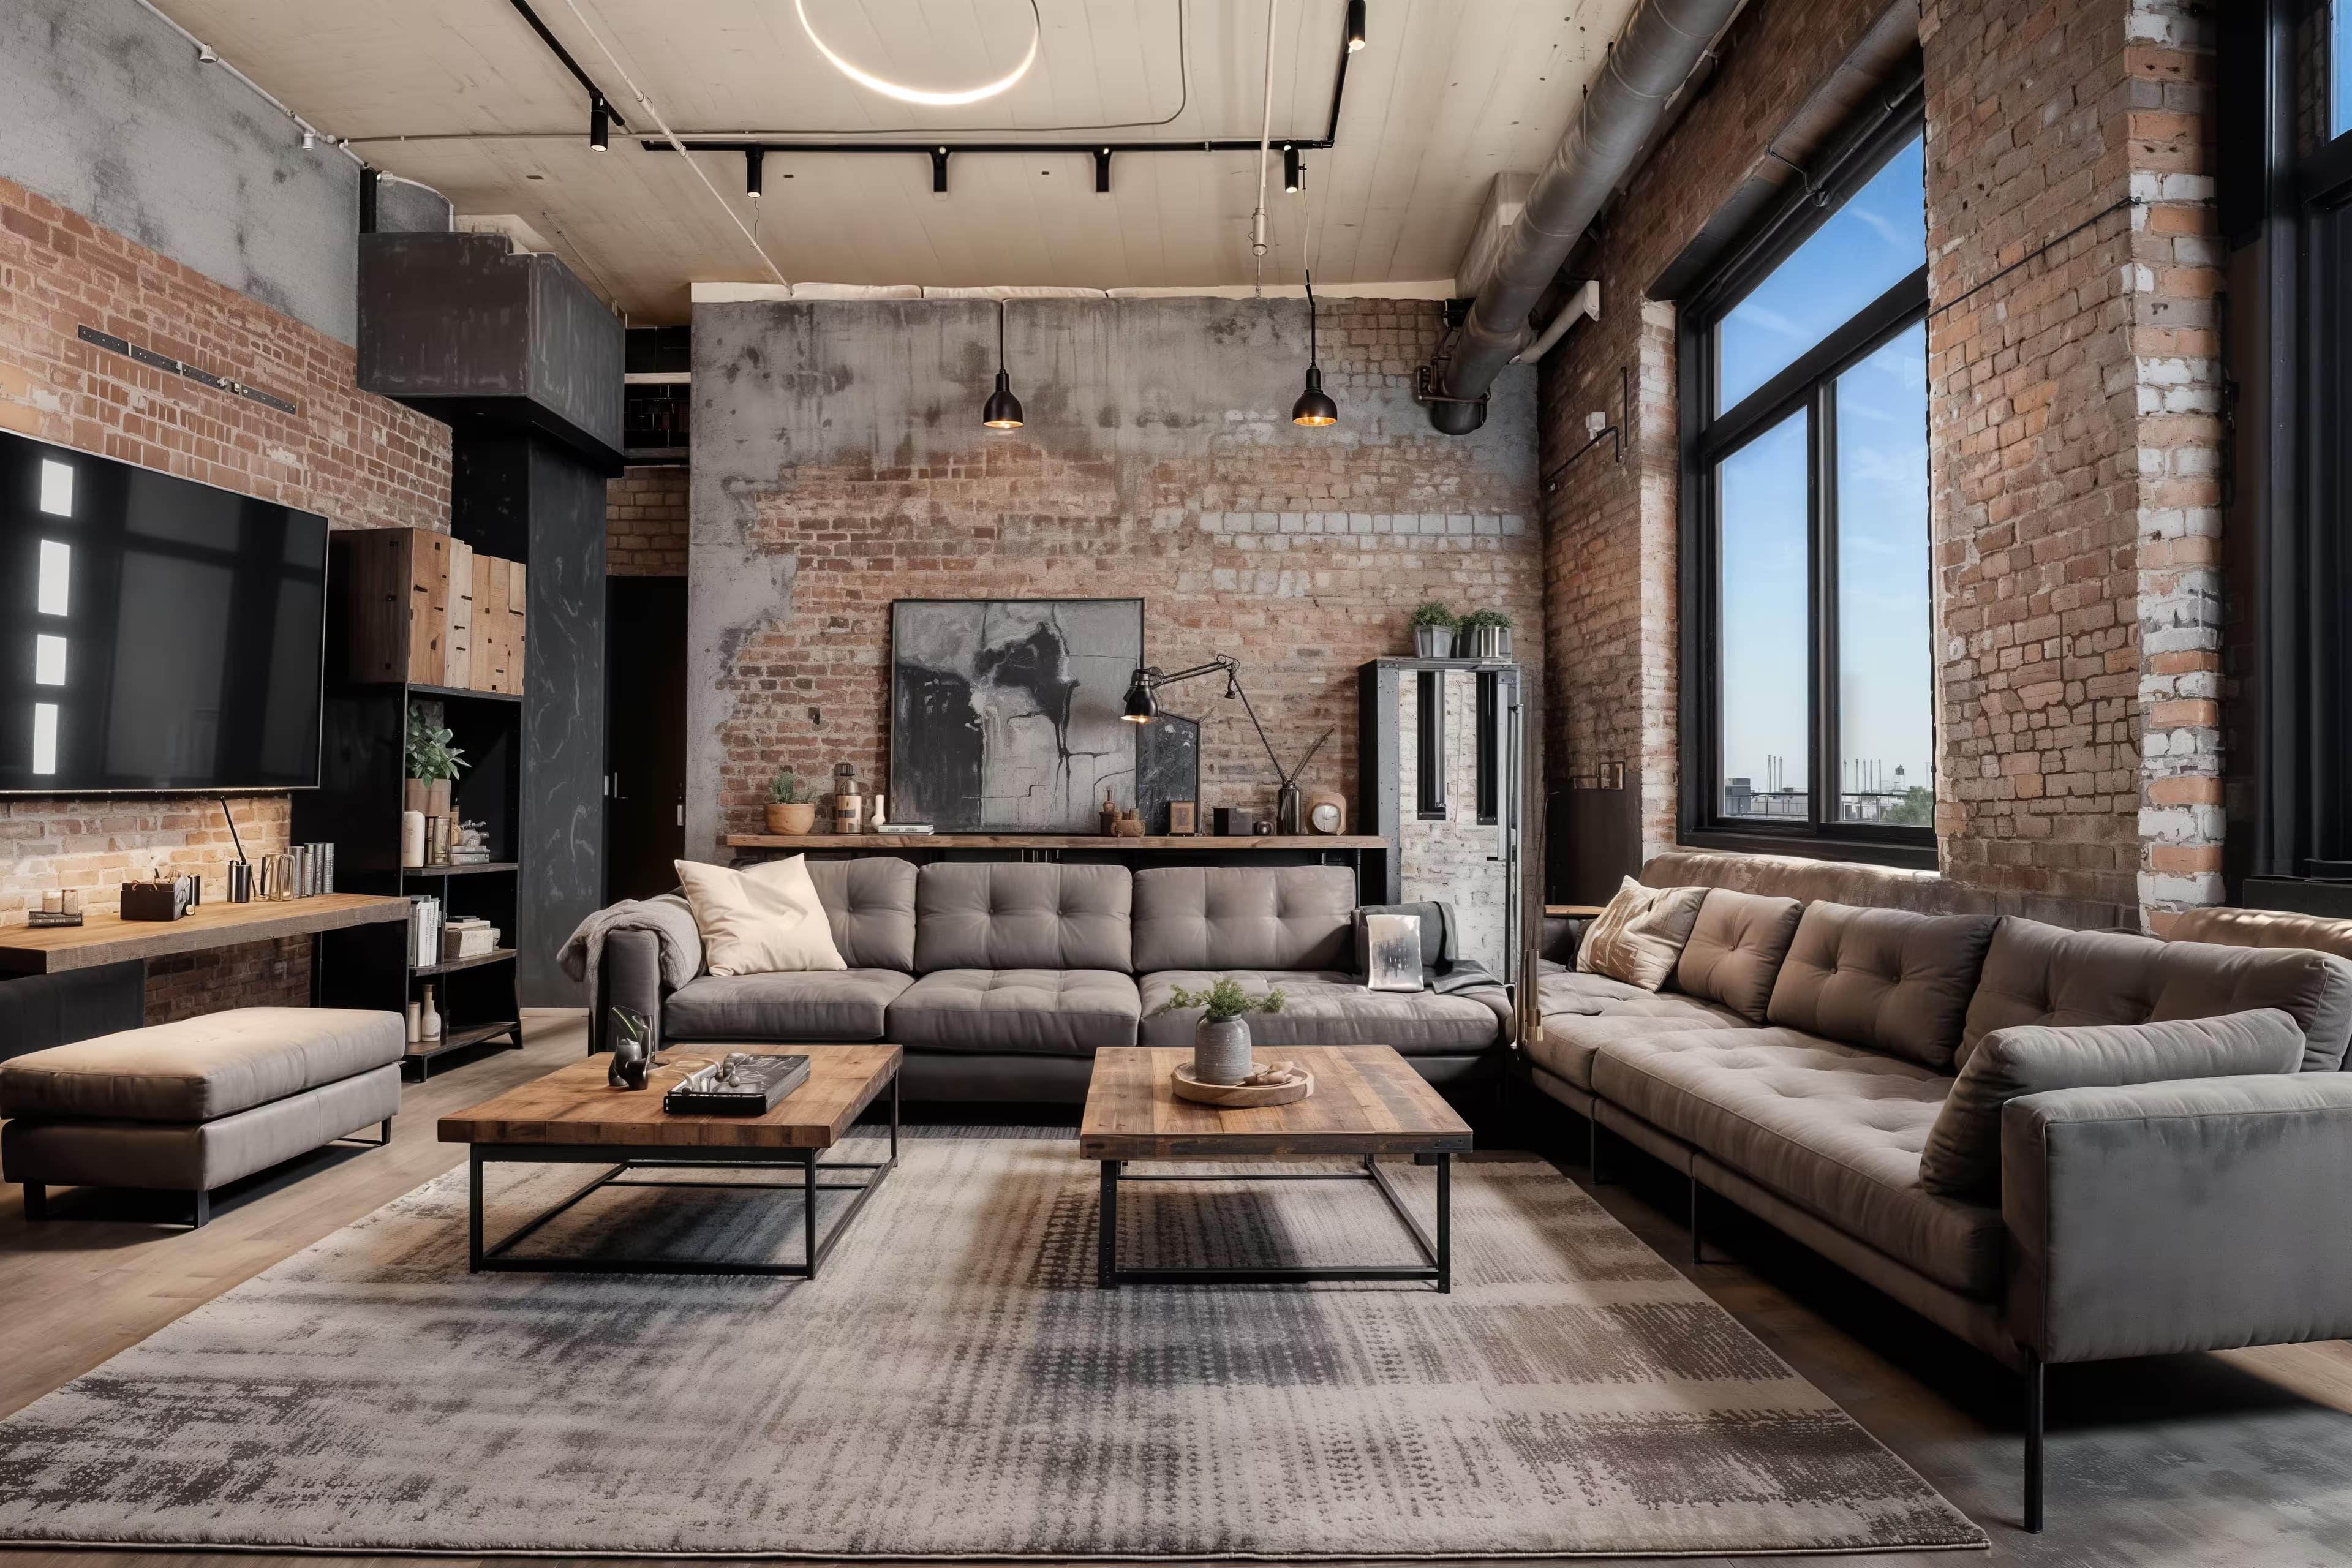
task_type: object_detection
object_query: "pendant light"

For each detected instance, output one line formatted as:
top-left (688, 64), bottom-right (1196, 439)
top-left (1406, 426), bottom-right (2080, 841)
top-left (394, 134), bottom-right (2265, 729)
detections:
top-left (982, 300), bottom-right (1025, 430)
top-left (1291, 271), bottom-right (1338, 428)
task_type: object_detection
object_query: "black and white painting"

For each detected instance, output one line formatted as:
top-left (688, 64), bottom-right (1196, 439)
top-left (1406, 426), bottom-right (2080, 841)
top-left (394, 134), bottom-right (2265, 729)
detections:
top-left (889, 599), bottom-right (1142, 831)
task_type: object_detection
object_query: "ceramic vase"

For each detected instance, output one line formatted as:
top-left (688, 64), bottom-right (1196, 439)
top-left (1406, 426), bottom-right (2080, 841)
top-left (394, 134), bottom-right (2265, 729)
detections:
top-left (426, 778), bottom-right (453, 818)
top-left (766, 801), bottom-right (816, 834)
top-left (404, 777), bottom-right (430, 815)
top-left (1414, 625), bottom-right (1450, 658)
top-left (609, 1030), bottom-right (650, 1090)
top-left (1193, 1017), bottom-right (1252, 1085)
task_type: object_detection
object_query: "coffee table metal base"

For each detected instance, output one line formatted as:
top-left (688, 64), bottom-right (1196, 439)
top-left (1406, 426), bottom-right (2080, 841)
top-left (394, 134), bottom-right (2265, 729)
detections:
top-left (467, 1078), bottom-right (898, 1278)
top-left (1096, 1153), bottom-right (1450, 1292)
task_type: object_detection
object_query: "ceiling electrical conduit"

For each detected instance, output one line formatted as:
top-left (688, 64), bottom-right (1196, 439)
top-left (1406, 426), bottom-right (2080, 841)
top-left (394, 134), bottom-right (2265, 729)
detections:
top-left (1422, 0), bottom-right (1745, 434)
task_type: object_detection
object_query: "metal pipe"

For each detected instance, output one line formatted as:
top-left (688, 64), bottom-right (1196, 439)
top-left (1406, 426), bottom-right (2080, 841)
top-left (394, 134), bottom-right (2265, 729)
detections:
top-left (1425, 0), bottom-right (1744, 432)
top-left (1512, 279), bottom-right (1600, 364)
top-left (1251, 0), bottom-right (1281, 290)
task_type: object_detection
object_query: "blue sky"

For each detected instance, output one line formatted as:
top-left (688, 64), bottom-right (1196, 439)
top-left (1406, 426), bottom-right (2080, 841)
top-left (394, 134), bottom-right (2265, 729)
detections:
top-left (1715, 138), bottom-right (1931, 807)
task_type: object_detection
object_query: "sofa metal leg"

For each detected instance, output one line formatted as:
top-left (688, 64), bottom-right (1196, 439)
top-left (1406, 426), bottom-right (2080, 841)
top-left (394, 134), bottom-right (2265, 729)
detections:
top-left (190, 1188), bottom-right (211, 1230)
top-left (1588, 1114), bottom-right (1605, 1184)
top-left (2024, 1351), bottom-right (2045, 1533)
top-left (379, 1117), bottom-right (396, 1146)
top-left (1689, 1178), bottom-right (1705, 1265)
top-left (21, 1183), bottom-right (45, 1221)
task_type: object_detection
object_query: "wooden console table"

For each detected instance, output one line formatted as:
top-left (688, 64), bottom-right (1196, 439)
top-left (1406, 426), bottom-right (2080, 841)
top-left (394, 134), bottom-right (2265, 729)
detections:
top-left (0, 894), bottom-right (409, 974)
top-left (723, 833), bottom-right (1393, 904)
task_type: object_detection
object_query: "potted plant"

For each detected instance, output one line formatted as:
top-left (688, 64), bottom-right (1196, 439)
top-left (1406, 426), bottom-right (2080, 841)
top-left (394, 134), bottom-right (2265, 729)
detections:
top-left (1409, 601), bottom-right (1460, 658)
top-left (766, 769), bottom-right (817, 835)
top-left (1463, 607), bottom-right (1516, 660)
top-left (404, 707), bottom-right (468, 818)
top-left (1150, 976), bottom-right (1287, 1085)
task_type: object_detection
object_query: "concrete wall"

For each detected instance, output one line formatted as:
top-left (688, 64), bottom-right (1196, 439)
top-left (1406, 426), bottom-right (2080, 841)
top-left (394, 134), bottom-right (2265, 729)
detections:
top-left (685, 296), bottom-right (1540, 870)
top-left (0, 0), bottom-right (364, 344)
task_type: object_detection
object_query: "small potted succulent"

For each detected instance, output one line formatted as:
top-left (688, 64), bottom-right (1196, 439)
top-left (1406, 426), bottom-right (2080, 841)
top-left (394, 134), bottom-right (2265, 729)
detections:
top-left (766, 769), bottom-right (817, 835)
top-left (404, 707), bottom-right (467, 818)
top-left (1409, 601), bottom-right (1460, 658)
top-left (1463, 608), bottom-right (1516, 660)
top-left (1152, 976), bottom-right (1287, 1085)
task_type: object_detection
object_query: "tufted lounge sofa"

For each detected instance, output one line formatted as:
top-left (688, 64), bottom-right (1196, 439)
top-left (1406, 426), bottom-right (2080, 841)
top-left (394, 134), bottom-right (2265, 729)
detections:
top-left (598, 861), bottom-right (1513, 1103)
top-left (1528, 850), bottom-right (2352, 1528)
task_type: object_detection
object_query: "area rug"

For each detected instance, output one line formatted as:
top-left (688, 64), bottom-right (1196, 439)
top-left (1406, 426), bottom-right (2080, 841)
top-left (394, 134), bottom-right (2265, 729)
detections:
top-left (0, 1133), bottom-right (1986, 1558)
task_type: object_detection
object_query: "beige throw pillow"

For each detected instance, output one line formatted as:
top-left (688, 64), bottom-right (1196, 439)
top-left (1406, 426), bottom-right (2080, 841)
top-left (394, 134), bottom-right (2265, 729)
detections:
top-left (1576, 876), bottom-right (1708, 991)
top-left (674, 856), bottom-right (846, 977)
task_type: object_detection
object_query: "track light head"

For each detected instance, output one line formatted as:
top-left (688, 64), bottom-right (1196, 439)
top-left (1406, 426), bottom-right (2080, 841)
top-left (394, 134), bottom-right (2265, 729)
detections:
top-left (745, 148), bottom-right (764, 199)
top-left (1345, 0), bottom-right (1367, 53)
top-left (589, 96), bottom-right (610, 152)
top-left (1095, 148), bottom-right (1112, 197)
top-left (1283, 145), bottom-right (1303, 194)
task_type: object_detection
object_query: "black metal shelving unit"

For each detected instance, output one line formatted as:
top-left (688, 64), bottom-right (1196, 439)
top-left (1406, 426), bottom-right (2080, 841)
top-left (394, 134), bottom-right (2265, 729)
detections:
top-left (294, 542), bottom-right (527, 1079)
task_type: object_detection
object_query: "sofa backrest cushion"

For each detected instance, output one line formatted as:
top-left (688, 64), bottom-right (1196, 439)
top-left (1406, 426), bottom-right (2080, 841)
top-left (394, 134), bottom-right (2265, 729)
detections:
top-left (1643, 848), bottom-right (1981, 915)
top-left (1919, 1010), bottom-right (2306, 1199)
top-left (915, 863), bottom-right (1133, 973)
top-left (1132, 866), bottom-right (1354, 973)
top-left (1963, 918), bottom-right (2352, 1072)
top-left (1675, 889), bottom-right (1804, 1024)
top-left (1765, 902), bottom-right (1999, 1069)
top-left (805, 858), bottom-right (918, 972)
top-left (2168, 905), bottom-right (2352, 963)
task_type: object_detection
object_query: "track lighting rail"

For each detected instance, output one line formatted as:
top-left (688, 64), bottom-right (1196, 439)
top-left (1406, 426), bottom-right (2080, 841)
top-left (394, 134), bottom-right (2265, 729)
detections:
top-left (505, 0), bottom-right (627, 129)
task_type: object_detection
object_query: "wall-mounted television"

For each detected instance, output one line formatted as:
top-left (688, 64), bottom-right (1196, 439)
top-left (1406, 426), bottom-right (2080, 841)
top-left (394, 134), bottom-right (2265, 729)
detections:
top-left (0, 430), bottom-right (328, 793)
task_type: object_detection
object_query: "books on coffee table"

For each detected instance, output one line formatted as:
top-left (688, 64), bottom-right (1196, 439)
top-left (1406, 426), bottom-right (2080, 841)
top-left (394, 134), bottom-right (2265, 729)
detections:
top-left (663, 1052), bottom-right (809, 1115)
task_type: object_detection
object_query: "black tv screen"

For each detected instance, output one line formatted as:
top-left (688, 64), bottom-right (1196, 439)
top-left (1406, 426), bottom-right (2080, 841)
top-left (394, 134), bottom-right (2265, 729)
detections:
top-left (0, 431), bottom-right (327, 793)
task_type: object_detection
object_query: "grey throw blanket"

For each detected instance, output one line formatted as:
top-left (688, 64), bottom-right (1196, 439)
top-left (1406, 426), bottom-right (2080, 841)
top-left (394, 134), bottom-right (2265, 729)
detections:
top-left (556, 893), bottom-right (703, 1038)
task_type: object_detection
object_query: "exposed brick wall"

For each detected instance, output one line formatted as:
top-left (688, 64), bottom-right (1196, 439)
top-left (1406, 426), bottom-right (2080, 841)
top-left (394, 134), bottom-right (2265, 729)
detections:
top-left (145, 936), bottom-right (310, 1025)
top-left (0, 172), bottom-right (451, 1010)
top-left (607, 464), bottom-right (688, 575)
top-left (1924, 0), bottom-right (2221, 926)
top-left (691, 298), bottom-right (1540, 856)
top-left (1539, 0), bottom-right (2222, 929)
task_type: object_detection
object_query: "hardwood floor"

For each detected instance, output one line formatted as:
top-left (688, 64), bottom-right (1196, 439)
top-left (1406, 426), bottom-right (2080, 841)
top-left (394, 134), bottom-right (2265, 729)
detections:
top-left (3, 1011), bottom-right (2348, 1567)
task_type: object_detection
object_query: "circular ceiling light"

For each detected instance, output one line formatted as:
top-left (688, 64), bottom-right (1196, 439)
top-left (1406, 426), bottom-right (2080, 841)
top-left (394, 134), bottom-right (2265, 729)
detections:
top-left (795, 0), bottom-right (1040, 107)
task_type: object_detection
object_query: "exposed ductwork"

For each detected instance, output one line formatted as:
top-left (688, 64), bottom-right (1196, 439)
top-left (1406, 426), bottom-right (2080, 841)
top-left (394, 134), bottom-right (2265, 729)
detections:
top-left (1422, 0), bottom-right (1746, 434)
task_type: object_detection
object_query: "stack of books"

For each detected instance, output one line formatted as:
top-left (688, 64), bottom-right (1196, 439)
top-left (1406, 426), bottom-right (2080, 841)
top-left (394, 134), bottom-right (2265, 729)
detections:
top-left (409, 896), bottom-right (443, 968)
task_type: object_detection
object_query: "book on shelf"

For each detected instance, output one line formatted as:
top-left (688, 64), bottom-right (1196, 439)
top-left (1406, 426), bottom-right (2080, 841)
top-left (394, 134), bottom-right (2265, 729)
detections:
top-left (875, 823), bottom-right (934, 835)
top-left (409, 896), bottom-right (442, 968)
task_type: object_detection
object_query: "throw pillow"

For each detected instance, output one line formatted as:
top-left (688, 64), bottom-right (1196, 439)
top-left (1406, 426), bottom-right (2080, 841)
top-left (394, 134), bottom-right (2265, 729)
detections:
top-left (1575, 876), bottom-right (1708, 992)
top-left (1918, 1009), bottom-right (2305, 1200)
top-left (674, 855), bottom-right (848, 978)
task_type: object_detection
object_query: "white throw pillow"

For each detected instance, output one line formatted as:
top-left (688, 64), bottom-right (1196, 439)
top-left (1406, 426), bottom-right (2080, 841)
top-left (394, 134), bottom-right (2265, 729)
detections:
top-left (1576, 875), bottom-right (1708, 991)
top-left (674, 856), bottom-right (846, 977)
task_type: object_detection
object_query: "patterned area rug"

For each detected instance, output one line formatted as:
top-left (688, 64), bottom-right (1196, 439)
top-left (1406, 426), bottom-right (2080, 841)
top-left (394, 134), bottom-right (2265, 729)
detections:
top-left (0, 1134), bottom-right (1986, 1558)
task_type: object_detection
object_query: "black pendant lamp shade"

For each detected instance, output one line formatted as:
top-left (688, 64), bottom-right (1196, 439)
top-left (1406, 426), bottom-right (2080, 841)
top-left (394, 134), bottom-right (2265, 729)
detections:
top-left (1292, 273), bottom-right (1338, 427)
top-left (982, 300), bottom-right (1025, 429)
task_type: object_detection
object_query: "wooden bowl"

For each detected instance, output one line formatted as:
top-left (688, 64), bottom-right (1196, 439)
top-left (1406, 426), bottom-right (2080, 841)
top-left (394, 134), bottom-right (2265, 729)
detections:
top-left (1170, 1061), bottom-right (1314, 1108)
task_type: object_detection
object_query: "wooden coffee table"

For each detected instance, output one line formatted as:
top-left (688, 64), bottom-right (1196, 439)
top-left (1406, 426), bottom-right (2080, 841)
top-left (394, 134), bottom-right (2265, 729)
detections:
top-left (1079, 1045), bottom-right (1472, 1292)
top-left (438, 1044), bottom-right (899, 1277)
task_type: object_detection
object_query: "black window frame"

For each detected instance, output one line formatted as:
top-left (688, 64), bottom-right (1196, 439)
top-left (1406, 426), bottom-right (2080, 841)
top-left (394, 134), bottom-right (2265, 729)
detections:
top-left (1677, 101), bottom-right (1936, 869)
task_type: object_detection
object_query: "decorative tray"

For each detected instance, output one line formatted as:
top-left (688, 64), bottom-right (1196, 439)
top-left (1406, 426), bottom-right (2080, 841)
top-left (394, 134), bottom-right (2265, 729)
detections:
top-left (1170, 1060), bottom-right (1314, 1108)
top-left (663, 1052), bottom-right (809, 1115)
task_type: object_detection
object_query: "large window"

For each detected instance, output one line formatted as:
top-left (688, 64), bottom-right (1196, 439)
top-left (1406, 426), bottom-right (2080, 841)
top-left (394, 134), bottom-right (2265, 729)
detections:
top-left (1683, 123), bottom-right (1932, 859)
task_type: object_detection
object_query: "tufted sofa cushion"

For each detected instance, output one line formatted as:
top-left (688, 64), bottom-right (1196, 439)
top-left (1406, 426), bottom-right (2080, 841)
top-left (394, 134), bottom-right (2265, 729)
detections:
top-left (1527, 998), bottom-right (1747, 1091)
top-left (1675, 889), bottom-right (1804, 1023)
top-left (1137, 969), bottom-right (1507, 1054)
top-left (1590, 1028), bottom-right (2003, 1297)
top-left (888, 968), bottom-right (1140, 1055)
top-left (1765, 903), bottom-right (1998, 1071)
top-left (1131, 866), bottom-right (1355, 973)
top-left (2168, 905), bottom-right (2352, 963)
top-left (805, 858), bottom-right (918, 972)
top-left (1962, 919), bottom-right (2352, 1072)
top-left (913, 863), bottom-right (1132, 973)
top-left (663, 969), bottom-right (912, 1042)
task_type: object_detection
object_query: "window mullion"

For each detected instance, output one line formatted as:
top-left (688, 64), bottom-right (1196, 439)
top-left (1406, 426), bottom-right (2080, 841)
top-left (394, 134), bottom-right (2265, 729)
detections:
top-left (1815, 378), bottom-right (1842, 834)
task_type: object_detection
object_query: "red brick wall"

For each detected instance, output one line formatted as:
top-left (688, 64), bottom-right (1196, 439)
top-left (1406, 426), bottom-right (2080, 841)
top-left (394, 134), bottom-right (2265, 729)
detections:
top-left (0, 172), bottom-right (452, 1012)
top-left (1538, 0), bottom-right (2222, 928)
top-left (701, 300), bottom-right (1540, 843)
top-left (607, 465), bottom-right (688, 575)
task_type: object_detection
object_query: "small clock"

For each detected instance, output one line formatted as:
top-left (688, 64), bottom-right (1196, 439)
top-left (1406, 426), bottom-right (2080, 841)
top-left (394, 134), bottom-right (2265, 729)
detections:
top-left (1306, 793), bottom-right (1346, 834)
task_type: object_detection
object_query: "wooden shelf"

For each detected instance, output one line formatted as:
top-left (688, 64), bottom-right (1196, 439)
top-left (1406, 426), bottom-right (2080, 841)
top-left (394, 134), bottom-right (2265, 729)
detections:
top-left (0, 894), bottom-right (410, 975)
top-left (410, 1020), bottom-right (519, 1060)
top-left (401, 862), bottom-right (519, 878)
top-left (404, 682), bottom-right (522, 704)
top-left (413, 947), bottom-right (517, 978)
top-left (723, 833), bottom-right (1388, 851)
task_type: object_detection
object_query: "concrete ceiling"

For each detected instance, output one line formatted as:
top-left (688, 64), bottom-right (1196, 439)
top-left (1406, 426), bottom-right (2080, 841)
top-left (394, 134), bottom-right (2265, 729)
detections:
top-left (151, 0), bottom-right (1641, 321)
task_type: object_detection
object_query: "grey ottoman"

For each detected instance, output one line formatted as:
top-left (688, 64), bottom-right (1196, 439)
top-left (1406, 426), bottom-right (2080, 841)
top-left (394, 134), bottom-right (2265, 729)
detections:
top-left (1, 1007), bottom-right (405, 1227)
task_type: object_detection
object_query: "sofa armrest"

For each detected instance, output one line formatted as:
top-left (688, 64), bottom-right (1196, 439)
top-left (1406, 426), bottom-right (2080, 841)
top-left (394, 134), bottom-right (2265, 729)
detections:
top-left (596, 929), bottom-right (668, 1053)
top-left (0, 959), bottom-right (146, 1065)
top-left (1539, 914), bottom-right (1588, 967)
top-left (2003, 1071), bottom-right (2352, 1362)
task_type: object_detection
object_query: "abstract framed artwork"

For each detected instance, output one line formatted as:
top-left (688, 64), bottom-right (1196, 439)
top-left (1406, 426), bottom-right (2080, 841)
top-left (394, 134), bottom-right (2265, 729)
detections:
top-left (889, 598), bottom-right (1144, 831)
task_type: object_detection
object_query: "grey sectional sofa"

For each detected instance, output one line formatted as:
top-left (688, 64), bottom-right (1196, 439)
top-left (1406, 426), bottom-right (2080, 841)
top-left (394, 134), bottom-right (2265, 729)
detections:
top-left (597, 861), bottom-right (1514, 1102)
top-left (1529, 850), bottom-right (2352, 1529)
